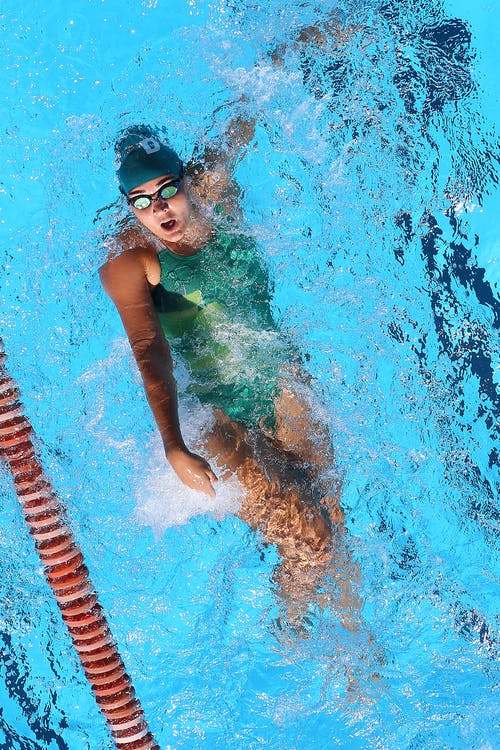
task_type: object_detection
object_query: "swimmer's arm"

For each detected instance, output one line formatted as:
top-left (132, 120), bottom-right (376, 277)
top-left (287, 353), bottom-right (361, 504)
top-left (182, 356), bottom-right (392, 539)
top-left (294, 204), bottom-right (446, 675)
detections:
top-left (268, 11), bottom-right (363, 65)
top-left (202, 110), bottom-right (256, 171)
top-left (98, 249), bottom-right (217, 495)
top-left (186, 105), bottom-right (256, 205)
top-left (99, 249), bottom-right (185, 452)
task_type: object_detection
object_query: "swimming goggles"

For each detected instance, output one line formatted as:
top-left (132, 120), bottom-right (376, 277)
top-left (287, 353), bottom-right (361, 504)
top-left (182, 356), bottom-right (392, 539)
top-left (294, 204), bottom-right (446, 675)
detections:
top-left (127, 179), bottom-right (182, 210)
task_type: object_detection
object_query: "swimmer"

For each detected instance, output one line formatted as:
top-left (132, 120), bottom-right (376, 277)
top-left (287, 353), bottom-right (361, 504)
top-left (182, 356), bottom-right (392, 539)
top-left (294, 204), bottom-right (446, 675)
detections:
top-left (99, 120), bottom-right (359, 627)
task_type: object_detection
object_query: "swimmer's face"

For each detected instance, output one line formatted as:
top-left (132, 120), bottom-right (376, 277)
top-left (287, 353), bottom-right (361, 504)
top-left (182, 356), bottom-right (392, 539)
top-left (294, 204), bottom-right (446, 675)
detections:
top-left (127, 173), bottom-right (191, 242)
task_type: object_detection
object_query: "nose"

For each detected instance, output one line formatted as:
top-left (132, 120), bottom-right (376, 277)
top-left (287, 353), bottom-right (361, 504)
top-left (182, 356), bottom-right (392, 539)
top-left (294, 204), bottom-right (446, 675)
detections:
top-left (152, 195), bottom-right (169, 213)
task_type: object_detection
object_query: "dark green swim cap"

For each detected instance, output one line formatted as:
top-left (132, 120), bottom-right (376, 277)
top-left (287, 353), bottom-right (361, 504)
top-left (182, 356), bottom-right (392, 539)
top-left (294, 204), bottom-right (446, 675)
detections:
top-left (115, 125), bottom-right (183, 194)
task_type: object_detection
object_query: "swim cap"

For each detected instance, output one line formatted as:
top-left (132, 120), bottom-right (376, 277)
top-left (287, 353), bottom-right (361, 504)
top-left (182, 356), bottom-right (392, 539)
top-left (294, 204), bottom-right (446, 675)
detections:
top-left (115, 125), bottom-right (183, 194)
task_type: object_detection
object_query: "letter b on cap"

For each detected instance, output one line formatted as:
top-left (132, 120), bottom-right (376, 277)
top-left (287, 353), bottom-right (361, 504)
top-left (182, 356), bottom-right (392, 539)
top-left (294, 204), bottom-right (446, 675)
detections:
top-left (139, 137), bottom-right (161, 154)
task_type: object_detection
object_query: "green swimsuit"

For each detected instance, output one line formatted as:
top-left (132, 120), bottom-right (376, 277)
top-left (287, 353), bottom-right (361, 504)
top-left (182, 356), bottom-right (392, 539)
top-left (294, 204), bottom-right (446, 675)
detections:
top-left (151, 219), bottom-right (293, 428)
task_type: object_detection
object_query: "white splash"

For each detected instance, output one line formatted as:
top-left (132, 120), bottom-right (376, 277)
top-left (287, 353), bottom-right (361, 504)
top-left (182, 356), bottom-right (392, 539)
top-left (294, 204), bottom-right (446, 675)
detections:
top-left (221, 63), bottom-right (301, 105)
top-left (133, 397), bottom-right (244, 536)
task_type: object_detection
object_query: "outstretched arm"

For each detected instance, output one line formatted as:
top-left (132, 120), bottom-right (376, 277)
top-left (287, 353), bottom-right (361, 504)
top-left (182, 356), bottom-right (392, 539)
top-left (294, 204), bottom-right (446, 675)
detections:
top-left (269, 10), bottom-right (364, 66)
top-left (99, 245), bottom-right (218, 496)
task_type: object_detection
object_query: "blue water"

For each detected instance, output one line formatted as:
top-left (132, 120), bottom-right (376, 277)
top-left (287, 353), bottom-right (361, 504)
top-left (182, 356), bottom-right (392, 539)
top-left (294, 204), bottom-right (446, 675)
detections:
top-left (1, 1), bottom-right (498, 748)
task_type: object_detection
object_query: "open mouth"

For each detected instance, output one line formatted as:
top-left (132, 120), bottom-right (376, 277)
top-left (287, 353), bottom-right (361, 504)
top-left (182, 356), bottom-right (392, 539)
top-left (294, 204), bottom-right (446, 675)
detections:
top-left (161, 219), bottom-right (177, 232)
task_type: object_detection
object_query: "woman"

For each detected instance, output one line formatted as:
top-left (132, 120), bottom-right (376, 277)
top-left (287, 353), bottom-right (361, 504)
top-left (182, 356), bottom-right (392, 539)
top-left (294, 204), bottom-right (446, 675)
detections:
top-left (99, 120), bottom-right (356, 624)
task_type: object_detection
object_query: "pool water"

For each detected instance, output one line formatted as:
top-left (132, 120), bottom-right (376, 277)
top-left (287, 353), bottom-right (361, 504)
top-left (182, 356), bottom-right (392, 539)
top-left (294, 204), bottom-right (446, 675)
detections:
top-left (0, 0), bottom-right (498, 748)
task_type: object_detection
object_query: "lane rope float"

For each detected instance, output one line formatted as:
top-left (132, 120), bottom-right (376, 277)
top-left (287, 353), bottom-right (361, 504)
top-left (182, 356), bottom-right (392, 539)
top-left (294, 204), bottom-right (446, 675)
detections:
top-left (0, 338), bottom-right (160, 750)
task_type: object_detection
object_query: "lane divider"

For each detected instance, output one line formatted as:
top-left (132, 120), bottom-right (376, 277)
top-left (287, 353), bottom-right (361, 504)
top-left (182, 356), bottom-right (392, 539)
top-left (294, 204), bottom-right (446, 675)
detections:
top-left (0, 339), bottom-right (160, 750)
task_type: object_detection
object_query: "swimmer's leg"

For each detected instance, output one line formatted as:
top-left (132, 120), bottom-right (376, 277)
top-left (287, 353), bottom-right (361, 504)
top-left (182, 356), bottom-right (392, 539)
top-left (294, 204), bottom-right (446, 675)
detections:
top-left (201, 412), bottom-right (376, 666)
top-left (262, 364), bottom-right (344, 525)
top-left (266, 364), bottom-right (332, 470)
top-left (199, 409), bottom-right (334, 622)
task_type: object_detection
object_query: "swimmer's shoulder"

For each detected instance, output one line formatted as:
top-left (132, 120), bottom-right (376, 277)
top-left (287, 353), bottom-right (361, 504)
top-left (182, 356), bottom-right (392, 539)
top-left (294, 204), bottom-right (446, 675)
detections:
top-left (100, 225), bottom-right (161, 288)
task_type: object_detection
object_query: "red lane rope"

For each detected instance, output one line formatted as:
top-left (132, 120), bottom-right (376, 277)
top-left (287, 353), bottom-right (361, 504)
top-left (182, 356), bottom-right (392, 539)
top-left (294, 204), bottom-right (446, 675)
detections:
top-left (0, 339), bottom-right (160, 750)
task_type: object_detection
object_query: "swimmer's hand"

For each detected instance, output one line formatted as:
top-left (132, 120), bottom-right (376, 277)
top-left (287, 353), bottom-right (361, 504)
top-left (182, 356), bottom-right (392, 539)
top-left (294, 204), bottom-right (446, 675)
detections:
top-left (166, 447), bottom-right (218, 497)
